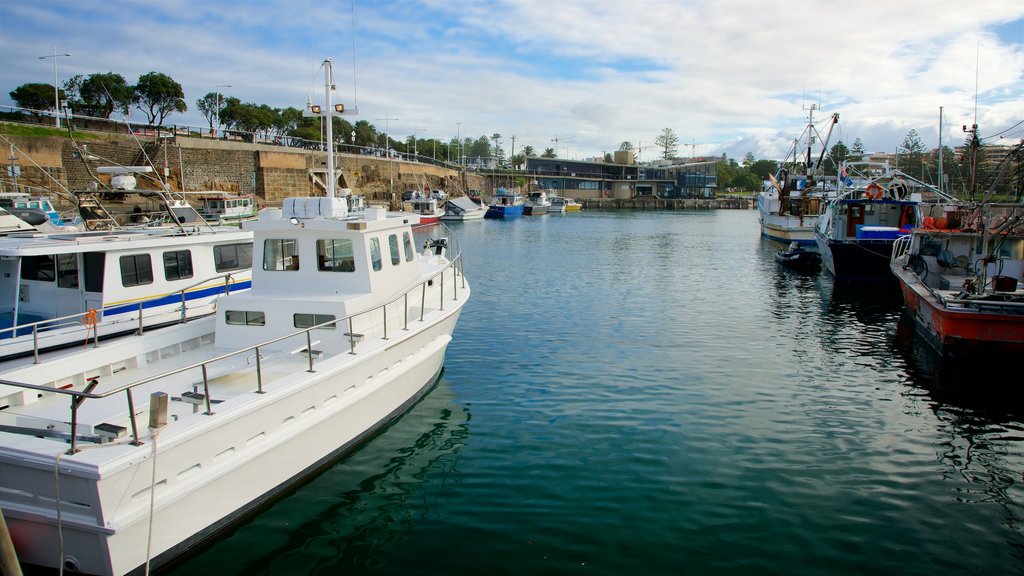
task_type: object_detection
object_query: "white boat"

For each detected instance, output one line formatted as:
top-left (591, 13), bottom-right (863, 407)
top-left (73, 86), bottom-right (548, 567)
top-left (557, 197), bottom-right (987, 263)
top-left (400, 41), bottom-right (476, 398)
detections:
top-left (187, 191), bottom-right (258, 225)
top-left (757, 107), bottom-right (839, 245)
top-left (0, 57), bottom-right (470, 576)
top-left (440, 195), bottom-right (487, 221)
top-left (524, 190), bottom-right (552, 215)
top-left (547, 195), bottom-right (568, 214)
top-left (0, 225), bottom-right (253, 365)
top-left (406, 195), bottom-right (444, 224)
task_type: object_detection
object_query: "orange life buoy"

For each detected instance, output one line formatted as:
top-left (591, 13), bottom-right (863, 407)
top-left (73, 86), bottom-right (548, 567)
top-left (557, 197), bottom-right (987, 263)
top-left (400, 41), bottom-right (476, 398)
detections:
top-left (81, 309), bottom-right (98, 327)
top-left (865, 183), bottom-right (884, 200)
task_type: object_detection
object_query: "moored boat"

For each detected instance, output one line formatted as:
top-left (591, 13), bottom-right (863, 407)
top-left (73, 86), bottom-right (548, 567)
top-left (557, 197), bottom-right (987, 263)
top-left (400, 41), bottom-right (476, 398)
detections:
top-left (524, 190), bottom-right (552, 215)
top-left (757, 107), bottom-right (839, 245)
top-left (775, 241), bottom-right (821, 270)
top-left (484, 188), bottom-right (525, 219)
top-left (440, 195), bottom-right (486, 221)
top-left (407, 195), bottom-right (444, 224)
top-left (815, 161), bottom-right (956, 282)
top-left (891, 202), bottom-right (1024, 352)
top-left (0, 57), bottom-right (471, 576)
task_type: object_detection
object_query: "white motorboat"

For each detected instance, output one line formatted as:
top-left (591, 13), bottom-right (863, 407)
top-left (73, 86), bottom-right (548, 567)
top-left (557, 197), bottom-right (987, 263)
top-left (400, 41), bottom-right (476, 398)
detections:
top-left (524, 190), bottom-right (552, 215)
top-left (440, 196), bottom-right (486, 221)
top-left (0, 57), bottom-right (470, 576)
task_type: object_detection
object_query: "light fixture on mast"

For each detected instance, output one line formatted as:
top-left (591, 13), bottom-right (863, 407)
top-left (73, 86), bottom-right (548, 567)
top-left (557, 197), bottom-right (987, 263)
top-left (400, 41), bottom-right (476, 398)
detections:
top-left (303, 58), bottom-right (358, 198)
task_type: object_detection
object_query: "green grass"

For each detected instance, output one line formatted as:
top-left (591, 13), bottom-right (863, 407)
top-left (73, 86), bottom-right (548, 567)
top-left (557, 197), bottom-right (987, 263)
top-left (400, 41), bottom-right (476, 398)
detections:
top-left (0, 121), bottom-right (100, 140)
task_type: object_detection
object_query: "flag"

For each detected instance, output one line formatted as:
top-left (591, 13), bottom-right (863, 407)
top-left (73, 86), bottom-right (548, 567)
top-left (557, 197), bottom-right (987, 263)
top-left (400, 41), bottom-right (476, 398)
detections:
top-left (839, 166), bottom-right (854, 187)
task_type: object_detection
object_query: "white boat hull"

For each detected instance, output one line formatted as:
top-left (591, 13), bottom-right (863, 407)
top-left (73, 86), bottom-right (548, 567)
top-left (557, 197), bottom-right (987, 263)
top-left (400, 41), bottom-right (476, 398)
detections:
top-left (1, 308), bottom-right (462, 575)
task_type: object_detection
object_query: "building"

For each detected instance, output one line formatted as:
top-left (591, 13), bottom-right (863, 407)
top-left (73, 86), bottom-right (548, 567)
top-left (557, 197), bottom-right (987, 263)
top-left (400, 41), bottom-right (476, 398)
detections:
top-left (523, 157), bottom-right (718, 200)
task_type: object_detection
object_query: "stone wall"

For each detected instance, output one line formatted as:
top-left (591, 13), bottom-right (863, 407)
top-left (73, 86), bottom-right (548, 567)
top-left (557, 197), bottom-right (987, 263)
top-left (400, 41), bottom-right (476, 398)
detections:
top-left (4, 128), bottom-right (485, 208)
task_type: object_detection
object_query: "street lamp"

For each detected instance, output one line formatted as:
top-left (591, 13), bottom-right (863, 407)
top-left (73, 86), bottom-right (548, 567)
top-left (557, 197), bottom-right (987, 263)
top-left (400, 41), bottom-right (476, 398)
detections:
top-left (374, 116), bottom-right (399, 157)
top-left (39, 47), bottom-right (71, 129)
top-left (412, 126), bottom-right (425, 160)
top-left (215, 83), bottom-right (231, 135)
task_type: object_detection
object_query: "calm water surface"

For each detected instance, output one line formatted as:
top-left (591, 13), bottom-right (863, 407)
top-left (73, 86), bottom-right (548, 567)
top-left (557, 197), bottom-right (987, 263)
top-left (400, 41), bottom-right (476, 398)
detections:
top-left (170, 210), bottom-right (1024, 576)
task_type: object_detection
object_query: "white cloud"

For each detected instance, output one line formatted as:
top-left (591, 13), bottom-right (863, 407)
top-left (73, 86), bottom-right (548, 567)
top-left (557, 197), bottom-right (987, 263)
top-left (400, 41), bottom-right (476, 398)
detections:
top-left (1, 0), bottom-right (1021, 160)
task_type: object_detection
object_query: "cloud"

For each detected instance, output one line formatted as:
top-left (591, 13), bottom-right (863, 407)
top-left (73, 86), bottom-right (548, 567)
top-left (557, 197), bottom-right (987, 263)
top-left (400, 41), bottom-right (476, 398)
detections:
top-left (1, 0), bottom-right (1021, 161)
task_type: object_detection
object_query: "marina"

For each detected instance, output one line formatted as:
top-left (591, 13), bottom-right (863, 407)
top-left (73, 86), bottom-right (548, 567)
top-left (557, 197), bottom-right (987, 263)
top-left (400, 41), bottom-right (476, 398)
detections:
top-left (162, 209), bottom-right (1024, 576)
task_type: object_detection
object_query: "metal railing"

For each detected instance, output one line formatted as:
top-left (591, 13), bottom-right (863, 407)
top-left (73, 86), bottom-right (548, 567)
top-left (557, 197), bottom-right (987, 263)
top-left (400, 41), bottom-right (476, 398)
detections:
top-left (0, 272), bottom-right (241, 363)
top-left (0, 245), bottom-right (465, 455)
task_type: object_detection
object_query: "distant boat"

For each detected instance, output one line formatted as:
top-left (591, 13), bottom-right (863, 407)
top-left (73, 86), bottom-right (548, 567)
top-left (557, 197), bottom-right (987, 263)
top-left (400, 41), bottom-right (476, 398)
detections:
top-left (0, 191), bottom-right (65, 226)
top-left (757, 107), bottom-right (839, 245)
top-left (440, 195), bottom-right (486, 221)
top-left (524, 190), bottom-right (552, 215)
top-left (815, 161), bottom-right (956, 282)
top-left (187, 191), bottom-right (258, 225)
top-left (408, 195), bottom-right (444, 224)
top-left (547, 195), bottom-right (568, 214)
top-left (485, 188), bottom-right (525, 219)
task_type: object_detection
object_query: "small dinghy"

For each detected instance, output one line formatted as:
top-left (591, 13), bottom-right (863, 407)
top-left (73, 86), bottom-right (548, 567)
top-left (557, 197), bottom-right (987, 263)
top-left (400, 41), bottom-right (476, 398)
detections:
top-left (775, 242), bottom-right (821, 270)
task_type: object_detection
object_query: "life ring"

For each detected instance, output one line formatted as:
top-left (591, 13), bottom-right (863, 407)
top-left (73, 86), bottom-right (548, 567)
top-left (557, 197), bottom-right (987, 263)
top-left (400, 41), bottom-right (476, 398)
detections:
top-left (865, 183), bottom-right (884, 200)
top-left (81, 309), bottom-right (98, 327)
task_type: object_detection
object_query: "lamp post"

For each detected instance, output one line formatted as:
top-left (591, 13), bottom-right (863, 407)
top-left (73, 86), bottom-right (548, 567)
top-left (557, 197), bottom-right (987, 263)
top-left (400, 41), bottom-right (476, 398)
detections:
top-left (214, 83), bottom-right (231, 135)
top-left (374, 116), bottom-right (398, 158)
top-left (412, 126), bottom-right (425, 161)
top-left (39, 47), bottom-right (71, 129)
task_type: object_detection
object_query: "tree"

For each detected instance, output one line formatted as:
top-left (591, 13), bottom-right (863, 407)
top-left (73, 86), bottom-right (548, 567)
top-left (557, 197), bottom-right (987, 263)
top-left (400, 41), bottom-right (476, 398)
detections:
top-left (850, 138), bottom-right (865, 162)
top-left (541, 147), bottom-right (557, 158)
top-left (521, 145), bottom-right (536, 157)
top-left (749, 159), bottom-right (779, 181)
top-left (619, 141), bottom-right (637, 163)
top-left (827, 141), bottom-right (850, 173)
top-left (604, 152), bottom-right (613, 163)
top-left (353, 120), bottom-right (377, 147)
top-left (899, 128), bottom-right (926, 173)
top-left (65, 72), bottom-right (133, 118)
top-left (196, 92), bottom-right (228, 132)
top-left (742, 152), bottom-right (755, 167)
top-left (9, 83), bottom-right (62, 121)
top-left (490, 133), bottom-right (503, 164)
top-left (510, 153), bottom-right (526, 170)
top-left (134, 71), bottom-right (187, 125)
top-left (654, 127), bottom-right (679, 160)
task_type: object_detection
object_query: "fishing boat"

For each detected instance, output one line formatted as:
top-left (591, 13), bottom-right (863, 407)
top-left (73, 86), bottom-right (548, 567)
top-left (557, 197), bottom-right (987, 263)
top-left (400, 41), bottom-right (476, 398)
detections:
top-left (757, 106), bottom-right (839, 245)
top-left (440, 195), bottom-right (486, 221)
top-left (484, 188), bottom-right (525, 219)
top-left (0, 57), bottom-right (470, 576)
top-left (0, 191), bottom-right (65, 226)
top-left (891, 202), bottom-right (1024, 351)
top-left (524, 190), bottom-right (552, 215)
top-left (815, 161), bottom-right (956, 282)
top-left (563, 198), bottom-right (581, 212)
top-left (775, 241), bottom-right (821, 270)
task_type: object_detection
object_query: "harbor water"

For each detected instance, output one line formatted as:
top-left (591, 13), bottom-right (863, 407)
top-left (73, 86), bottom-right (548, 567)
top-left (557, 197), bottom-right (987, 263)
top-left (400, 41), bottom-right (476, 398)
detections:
top-left (169, 209), bottom-right (1024, 576)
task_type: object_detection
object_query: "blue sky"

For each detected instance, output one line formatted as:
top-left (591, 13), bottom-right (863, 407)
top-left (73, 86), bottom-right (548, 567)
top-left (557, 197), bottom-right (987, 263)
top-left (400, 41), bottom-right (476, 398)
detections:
top-left (1, 0), bottom-right (1022, 162)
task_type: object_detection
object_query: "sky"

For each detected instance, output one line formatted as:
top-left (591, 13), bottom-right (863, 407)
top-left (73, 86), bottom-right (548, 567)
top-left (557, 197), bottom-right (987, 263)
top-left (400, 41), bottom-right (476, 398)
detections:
top-left (1, 0), bottom-right (1022, 163)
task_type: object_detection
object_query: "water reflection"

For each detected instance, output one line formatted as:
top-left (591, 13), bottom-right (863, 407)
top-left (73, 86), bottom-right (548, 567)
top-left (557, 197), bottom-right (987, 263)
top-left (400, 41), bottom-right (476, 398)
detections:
top-left (167, 378), bottom-right (471, 575)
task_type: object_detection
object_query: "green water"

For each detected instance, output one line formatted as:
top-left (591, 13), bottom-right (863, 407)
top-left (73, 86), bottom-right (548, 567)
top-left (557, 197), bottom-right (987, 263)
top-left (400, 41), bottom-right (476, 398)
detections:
top-left (169, 210), bottom-right (1024, 576)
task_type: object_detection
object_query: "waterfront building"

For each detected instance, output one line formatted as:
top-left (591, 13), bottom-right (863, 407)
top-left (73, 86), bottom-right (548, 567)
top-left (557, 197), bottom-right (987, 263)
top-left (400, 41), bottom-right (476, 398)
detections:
top-left (524, 157), bottom-right (718, 200)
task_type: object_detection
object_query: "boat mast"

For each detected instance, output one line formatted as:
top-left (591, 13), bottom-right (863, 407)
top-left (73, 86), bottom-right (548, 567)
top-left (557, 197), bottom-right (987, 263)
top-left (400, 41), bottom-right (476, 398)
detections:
top-left (304, 58), bottom-right (358, 199)
top-left (938, 107), bottom-right (944, 196)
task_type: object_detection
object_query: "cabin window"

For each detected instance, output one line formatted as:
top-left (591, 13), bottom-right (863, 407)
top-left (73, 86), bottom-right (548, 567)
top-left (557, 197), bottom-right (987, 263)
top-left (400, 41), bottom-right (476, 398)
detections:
top-left (163, 250), bottom-right (194, 281)
top-left (214, 243), bottom-right (253, 272)
top-left (119, 255), bottom-right (154, 287)
top-left (403, 232), bottom-right (414, 262)
top-left (57, 254), bottom-right (79, 289)
top-left (389, 234), bottom-right (401, 265)
top-left (316, 239), bottom-right (355, 272)
top-left (20, 255), bottom-right (56, 282)
top-left (225, 310), bottom-right (265, 326)
top-left (263, 239), bottom-right (300, 271)
top-left (294, 313), bottom-right (336, 329)
top-left (369, 238), bottom-right (382, 271)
